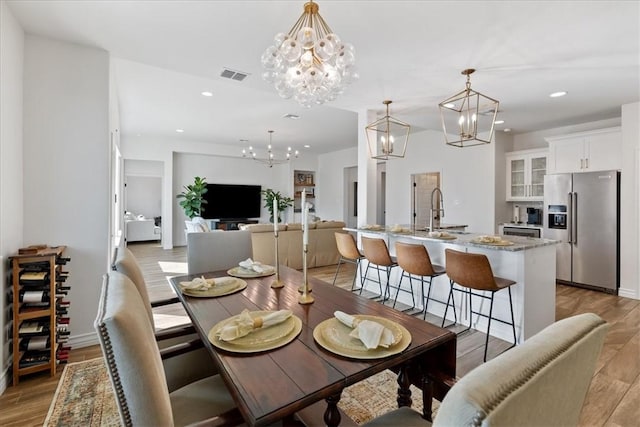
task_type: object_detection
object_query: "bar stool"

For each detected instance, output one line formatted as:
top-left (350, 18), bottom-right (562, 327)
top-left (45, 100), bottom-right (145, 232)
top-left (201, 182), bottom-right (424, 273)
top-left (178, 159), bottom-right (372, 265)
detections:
top-left (394, 242), bottom-right (446, 315)
top-left (443, 248), bottom-right (517, 362)
top-left (332, 232), bottom-right (365, 291)
top-left (360, 237), bottom-right (398, 302)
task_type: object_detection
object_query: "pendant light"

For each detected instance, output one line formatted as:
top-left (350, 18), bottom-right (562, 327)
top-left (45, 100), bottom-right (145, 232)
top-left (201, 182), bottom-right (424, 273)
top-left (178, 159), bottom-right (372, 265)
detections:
top-left (365, 100), bottom-right (410, 160)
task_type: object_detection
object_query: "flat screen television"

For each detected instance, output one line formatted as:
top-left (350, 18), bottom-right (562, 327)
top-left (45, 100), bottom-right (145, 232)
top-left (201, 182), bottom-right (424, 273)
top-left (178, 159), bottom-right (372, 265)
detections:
top-left (202, 184), bottom-right (262, 219)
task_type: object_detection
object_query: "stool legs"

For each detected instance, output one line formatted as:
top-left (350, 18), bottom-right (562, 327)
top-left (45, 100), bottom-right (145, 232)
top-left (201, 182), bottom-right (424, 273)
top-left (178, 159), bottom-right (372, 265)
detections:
top-left (392, 271), bottom-right (417, 311)
top-left (441, 280), bottom-right (459, 328)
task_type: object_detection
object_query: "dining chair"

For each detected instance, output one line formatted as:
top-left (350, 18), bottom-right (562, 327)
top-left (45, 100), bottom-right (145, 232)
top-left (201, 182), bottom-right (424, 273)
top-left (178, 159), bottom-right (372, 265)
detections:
top-left (332, 232), bottom-right (365, 290)
top-left (362, 312), bottom-right (608, 427)
top-left (443, 248), bottom-right (518, 362)
top-left (95, 271), bottom-right (243, 427)
top-left (112, 246), bottom-right (217, 389)
top-left (394, 242), bottom-right (445, 315)
top-left (360, 237), bottom-right (398, 302)
top-left (187, 230), bottom-right (252, 275)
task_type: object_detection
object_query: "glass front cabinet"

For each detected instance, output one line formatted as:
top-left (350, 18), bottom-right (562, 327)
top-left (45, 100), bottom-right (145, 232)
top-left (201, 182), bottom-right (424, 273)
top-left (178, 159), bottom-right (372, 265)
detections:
top-left (506, 149), bottom-right (548, 202)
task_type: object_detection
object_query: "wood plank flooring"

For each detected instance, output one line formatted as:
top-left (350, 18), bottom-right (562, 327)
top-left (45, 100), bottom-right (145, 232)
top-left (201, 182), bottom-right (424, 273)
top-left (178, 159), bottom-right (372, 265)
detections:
top-left (0, 241), bottom-right (637, 426)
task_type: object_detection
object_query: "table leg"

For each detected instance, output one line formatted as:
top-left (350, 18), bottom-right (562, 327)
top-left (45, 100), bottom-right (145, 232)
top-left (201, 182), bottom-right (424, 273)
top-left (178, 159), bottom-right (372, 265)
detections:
top-left (422, 375), bottom-right (433, 422)
top-left (397, 364), bottom-right (412, 407)
top-left (324, 392), bottom-right (342, 427)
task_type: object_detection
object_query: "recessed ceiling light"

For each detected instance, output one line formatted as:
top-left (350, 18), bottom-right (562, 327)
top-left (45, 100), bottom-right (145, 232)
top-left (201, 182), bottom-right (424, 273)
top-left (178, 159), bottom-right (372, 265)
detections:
top-left (304, 144), bottom-right (311, 148)
top-left (504, 128), bottom-right (512, 132)
top-left (494, 120), bottom-right (505, 125)
top-left (201, 91), bottom-right (213, 97)
top-left (549, 91), bottom-right (567, 98)
top-left (239, 139), bottom-right (249, 143)
top-left (176, 129), bottom-right (184, 133)
top-left (444, 103), bottom-right (455, 109)
top-left (283, 113), bottom-right (301, 120)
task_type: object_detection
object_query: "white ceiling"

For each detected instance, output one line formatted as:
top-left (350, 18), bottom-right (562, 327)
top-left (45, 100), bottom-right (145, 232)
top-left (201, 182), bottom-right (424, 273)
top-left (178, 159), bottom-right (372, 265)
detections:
top-left (7, 0), bottom-right (640, 155)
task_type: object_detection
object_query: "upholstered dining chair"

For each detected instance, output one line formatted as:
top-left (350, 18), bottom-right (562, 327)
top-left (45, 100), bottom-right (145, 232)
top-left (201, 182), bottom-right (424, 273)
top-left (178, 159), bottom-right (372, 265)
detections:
top-left (112, 247), bottom-right (217, 390)
top-left (332, 232), bottom-right (365, 290)
top-left (95, 271), bottom-right (243, 427)
top-left (363, 312), bottom-right (608, 427)
top-left (187, 230), bottom-right (252, 275)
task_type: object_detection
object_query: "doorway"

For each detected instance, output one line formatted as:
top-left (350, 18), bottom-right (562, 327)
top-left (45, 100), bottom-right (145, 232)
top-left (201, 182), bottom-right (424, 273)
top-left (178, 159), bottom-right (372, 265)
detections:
top-left (412, 172), bottom-right (440, 230)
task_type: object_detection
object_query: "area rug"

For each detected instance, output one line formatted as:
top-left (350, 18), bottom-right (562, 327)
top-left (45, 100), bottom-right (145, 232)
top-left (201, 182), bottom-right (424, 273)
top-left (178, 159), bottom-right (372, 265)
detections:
top-left (44, 358), bottom-right (437, 426)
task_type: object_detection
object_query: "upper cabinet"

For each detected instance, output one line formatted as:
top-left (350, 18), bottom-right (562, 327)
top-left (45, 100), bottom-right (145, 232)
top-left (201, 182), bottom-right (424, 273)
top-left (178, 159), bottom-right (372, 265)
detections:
top-left (545, 127), bottom-right (622, 174)
top-left (506, 148), bottom-right (548, 201)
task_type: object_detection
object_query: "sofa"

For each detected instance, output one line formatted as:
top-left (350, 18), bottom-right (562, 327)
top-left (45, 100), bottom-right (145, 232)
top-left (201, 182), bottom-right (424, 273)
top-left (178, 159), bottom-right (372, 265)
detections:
top-left (126, 218), bottom-right (161, 242)
top-left (241, 221), bottom-right (346, 269)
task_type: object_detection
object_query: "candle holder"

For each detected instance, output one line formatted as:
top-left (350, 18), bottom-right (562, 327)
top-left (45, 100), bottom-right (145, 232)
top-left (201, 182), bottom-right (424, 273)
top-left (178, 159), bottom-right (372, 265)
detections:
top-left (271, 231), bottom-right (283, 288)
top-left (298, 244), bottom-right (314, 304)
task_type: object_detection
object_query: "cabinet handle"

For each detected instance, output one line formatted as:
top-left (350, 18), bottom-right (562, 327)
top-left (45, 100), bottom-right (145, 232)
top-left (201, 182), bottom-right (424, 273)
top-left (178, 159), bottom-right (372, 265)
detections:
top-left (585, 158), bottom-right (589, 169)
top-left (580, 158), bottom-right (584, 169)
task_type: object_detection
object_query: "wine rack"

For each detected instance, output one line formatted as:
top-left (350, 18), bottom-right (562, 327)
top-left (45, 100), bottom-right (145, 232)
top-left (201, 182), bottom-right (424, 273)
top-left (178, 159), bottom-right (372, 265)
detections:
top-left (10, 245), bottom-right (70, 385)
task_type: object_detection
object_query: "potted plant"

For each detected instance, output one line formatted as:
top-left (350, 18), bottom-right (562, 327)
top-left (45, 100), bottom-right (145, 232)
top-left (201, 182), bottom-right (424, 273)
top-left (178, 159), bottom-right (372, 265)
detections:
top-left (176, 176), bottom-right (208, 219)
top-left (261, 188), bottom-right (293, 223)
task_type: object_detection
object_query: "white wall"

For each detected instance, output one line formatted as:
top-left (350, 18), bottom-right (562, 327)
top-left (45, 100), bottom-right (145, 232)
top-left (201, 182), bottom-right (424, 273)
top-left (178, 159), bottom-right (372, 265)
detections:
top-left (512, 117), bottom-right (621, 151)
top-left (620, 102), bottom-right (639, 299)
top-left (384, 129), bottom-right (496, 233)
top-left (0, 1), bottom-right (24, 392)
top-left (126, 176), bottom-right (162, 219)
top-left (23, 36), bottom-right (110, 348)
top-left (317, 146), bottom-right (357, 221)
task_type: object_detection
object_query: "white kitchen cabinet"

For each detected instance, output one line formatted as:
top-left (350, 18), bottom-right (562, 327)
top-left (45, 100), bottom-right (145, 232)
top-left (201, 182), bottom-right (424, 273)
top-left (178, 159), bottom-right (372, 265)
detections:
top-left (545, 127), bottom-right (622, 174)
top-left (506, 148), bottom-right (548, 201)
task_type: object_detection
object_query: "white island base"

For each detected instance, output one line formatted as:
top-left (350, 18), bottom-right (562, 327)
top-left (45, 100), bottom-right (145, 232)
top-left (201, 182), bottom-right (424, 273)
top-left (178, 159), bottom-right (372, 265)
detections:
top-left (350, 229), bottom-right (558, 345)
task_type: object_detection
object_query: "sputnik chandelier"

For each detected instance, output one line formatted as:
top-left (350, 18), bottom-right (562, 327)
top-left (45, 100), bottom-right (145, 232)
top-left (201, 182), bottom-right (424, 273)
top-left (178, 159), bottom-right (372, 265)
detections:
top-left (242, 130), bottom-right (299, 168)
top-left (261, 1), bottom-right (358, 108)
top-left (438, 68), bottom-right (499, 147)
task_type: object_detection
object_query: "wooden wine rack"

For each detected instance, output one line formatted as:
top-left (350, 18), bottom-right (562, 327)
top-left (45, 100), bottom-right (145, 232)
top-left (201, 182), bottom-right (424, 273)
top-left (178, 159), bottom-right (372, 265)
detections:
top-left (10, 245), bottom-right (70, 385)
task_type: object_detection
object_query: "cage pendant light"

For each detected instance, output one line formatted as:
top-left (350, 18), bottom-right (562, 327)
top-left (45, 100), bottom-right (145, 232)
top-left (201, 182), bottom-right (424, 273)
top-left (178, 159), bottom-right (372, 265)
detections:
top-left (438, 69), bottom-right (499, 148)
top-left (365, 100), bottom-right (410, 160)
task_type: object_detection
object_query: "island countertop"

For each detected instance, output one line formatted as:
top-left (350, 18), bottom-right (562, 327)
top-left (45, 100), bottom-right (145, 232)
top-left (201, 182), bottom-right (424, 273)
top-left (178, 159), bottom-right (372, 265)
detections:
top-left (345, 226), bottom-right (558, 252)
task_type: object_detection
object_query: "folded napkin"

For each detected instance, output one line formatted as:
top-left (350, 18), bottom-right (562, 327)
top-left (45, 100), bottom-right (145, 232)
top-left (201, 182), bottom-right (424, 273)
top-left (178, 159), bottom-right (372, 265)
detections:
top-left (428, 231), bottom-right (451, 238)
top-left (390, 224), bottom-right (410, 233)
top-left (239, 258), bottom-right (270, 273)
top-left (180, 276), bottom-right (236, 291)
top-left (216, 309), bottom-right (292, 342)
top-left (334, 311), bottom-right (395, 350)
top-left (477, 235), bottom-right (503, 243)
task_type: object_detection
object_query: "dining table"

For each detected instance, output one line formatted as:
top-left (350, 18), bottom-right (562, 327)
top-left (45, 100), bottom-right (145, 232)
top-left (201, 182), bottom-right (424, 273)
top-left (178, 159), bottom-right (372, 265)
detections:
top-left (169, 265), bottom-right (457, 427)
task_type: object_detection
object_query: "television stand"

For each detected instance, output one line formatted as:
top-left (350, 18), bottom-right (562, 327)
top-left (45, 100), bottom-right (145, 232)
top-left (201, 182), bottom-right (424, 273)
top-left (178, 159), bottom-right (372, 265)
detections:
top-left (212, 219), bottom-right (259, 231)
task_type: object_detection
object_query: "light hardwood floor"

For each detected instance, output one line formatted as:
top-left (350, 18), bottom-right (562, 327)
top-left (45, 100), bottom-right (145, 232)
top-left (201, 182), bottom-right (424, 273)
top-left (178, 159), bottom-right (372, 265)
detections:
top-left (0, 242), bottom-right (637, 426)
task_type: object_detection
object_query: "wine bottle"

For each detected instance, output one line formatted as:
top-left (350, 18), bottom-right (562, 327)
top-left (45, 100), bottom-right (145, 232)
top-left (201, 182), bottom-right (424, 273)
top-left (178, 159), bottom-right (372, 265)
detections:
top-left (19, 336), bottom-right (51, 351)
top-left (18, 290), bottom-right (50, 303)
top-left (55, 257), bottom-right (71, 265)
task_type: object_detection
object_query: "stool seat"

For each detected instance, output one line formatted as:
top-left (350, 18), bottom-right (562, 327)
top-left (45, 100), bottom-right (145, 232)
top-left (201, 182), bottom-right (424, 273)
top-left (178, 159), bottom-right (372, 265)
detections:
top-left (443, 248), bottom-right (518, 362)
top-left (332, 232), bottom-right (365, 291)
top-left (394, 242), bottom-right (445, 316)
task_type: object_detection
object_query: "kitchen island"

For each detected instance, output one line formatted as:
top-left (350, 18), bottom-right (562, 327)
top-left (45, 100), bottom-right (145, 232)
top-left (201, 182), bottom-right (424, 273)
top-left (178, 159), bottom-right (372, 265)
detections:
top-left (346, 226), bottom-right (559, 344)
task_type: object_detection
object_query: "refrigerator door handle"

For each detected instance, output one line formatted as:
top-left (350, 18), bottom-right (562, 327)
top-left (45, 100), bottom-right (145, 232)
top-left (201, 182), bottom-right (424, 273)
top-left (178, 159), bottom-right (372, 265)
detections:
top-left (567, 192), bottom-right (573, 244)
top-left (572, 192), bottom-right (578, 245)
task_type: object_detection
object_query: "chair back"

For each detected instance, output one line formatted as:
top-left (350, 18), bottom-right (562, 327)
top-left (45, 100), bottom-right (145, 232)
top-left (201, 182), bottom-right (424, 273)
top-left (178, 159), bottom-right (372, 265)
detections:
top-left (187, 230), bottom-right (252, 275)
top-left (335, 232), bottom-right (362, 260)
top-left (434, 313), bottom-right (608, 427)
top-left (362, 237), bottom-right (394, 267)
top-left (112, 247), bottom-right (153, 325)
top-left (445, 248), bottom-right (497, 291)
top-left (95, 271), bottom-right (173, 427)
top-left (395, 242), bottom-right (437, 276)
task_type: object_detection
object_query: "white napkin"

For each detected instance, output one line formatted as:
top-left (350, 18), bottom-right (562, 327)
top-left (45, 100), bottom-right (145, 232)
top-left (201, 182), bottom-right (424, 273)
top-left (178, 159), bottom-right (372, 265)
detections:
top-left (239, 258), bottom-right (270, 273)
top-left (216, 309), bottom-right (292, 342)
top-left (180, 276), bottom-right (235, 291)
top-left (334, 311), bottom-right (395, 350)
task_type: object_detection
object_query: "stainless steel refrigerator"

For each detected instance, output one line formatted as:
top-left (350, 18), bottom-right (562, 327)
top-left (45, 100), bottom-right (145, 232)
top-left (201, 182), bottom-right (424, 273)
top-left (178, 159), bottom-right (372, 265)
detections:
top-left (543, 170), bottom-right (620, 294)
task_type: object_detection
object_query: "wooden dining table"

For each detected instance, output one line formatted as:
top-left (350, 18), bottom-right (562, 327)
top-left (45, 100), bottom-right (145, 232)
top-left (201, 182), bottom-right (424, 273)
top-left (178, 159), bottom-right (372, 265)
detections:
top-left (169, 265), bottom-right (456, 427)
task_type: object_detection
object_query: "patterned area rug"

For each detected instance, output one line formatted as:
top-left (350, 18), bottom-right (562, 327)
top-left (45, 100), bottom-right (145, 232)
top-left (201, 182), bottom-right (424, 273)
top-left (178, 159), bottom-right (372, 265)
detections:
top-left (44, 358), bottom-right (437, 426)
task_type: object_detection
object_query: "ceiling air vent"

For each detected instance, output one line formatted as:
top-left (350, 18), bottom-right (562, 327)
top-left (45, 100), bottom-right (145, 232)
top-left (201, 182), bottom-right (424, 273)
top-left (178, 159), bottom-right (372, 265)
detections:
top-left (220, 68), bottom-right (250, 81)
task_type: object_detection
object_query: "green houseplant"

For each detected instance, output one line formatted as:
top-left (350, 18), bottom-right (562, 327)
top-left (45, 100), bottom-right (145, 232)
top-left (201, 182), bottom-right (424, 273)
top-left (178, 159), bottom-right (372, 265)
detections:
top-left (176, 176), bottom-right (208, 219)
top-left (261, 188), bottom-right (293, 223)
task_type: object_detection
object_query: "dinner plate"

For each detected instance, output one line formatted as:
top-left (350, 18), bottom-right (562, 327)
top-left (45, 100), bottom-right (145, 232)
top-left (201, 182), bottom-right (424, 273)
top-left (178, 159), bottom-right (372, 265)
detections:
top-left (208, 311), bottom-right (302, 353)
top-left (313, 315), bottom-right (412, 359)
top-left (226, 265), bottom-right (275, 278)
top-left (180, 277), bottom-right (247, 297)
top-left (470, 238), bottom-right (514, 246)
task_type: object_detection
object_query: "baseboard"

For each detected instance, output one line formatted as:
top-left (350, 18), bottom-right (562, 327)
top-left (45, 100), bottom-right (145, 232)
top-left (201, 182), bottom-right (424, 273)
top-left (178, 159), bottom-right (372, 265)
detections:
top-left (618, 286), bottom-right (639, 300)
top-left (70, 331), bottom-right (99, 349)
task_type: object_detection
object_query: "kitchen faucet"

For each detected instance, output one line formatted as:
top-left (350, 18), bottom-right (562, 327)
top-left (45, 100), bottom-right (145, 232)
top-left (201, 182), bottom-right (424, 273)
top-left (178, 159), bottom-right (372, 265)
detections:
top-left (430, 187), bottom-right (444, 232)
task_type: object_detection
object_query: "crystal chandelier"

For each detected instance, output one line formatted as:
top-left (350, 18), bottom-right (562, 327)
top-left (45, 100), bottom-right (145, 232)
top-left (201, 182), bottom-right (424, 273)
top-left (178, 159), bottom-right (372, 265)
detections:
top-left (365, 100), bottom-right (411, 160)
top-left (242, 130), bottom-right (299, 168)
top-left (438, 69), bottom-right (499, 147)
top-left (261, 1), bottom-right (358, 108)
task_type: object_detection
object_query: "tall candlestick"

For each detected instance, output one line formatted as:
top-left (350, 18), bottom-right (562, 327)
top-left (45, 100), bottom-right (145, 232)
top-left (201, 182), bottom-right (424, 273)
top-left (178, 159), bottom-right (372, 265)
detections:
top-left (273, 197), bottom-right (278, 235)
top-left (302, 190), bottom-right (308, 245)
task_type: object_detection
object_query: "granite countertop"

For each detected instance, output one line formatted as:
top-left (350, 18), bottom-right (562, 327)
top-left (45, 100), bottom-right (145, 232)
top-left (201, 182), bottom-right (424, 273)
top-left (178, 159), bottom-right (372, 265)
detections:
top-left (346, 226), bottom-right (558, 252)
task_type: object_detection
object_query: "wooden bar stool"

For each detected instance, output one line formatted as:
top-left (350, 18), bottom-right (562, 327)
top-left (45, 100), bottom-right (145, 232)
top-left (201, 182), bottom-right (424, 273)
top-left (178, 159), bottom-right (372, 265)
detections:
top-left (443, 248), bottom-right (517, 362)
top-left (394, 242), bottom-right (446, 315)
top-left (360, 237), bottom-right (398, 302)
top-left (332, 232), bottom-right (365, 291)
